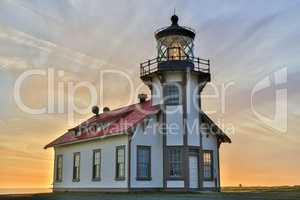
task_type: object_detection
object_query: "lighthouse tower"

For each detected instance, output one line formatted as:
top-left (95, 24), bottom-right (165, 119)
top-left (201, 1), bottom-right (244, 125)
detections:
top-left (140, 15), bottom-right (213, 191)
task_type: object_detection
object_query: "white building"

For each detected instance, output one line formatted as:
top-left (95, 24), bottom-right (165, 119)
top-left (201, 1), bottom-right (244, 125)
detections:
top-left (45, 15), bottom-right (231, 192)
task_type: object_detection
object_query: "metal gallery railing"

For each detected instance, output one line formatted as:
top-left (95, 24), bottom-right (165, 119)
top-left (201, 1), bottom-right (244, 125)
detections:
top-left (140, 55), bottom-right (210, 77)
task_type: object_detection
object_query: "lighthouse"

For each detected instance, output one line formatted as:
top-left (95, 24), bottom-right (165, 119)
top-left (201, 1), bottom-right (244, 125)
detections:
top-left (46, 15), bottom-right (230, 193)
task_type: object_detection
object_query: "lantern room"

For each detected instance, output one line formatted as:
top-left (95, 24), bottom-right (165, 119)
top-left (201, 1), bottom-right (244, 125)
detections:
top-left (155, 14), bottom-right (195, 61)
top-left (140, 15), bottom-right (211, 83)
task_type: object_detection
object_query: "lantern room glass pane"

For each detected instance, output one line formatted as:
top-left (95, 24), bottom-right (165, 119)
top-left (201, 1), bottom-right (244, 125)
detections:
top-left (157, 35), bottom-right (194, 61)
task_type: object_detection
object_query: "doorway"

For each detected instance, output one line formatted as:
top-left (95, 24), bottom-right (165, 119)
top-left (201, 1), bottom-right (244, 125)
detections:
top-left (189, 155), bottom-right (198, 189)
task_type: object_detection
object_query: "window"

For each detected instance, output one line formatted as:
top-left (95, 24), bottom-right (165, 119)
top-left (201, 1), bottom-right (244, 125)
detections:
top-left (73, 152), bottom-right (80, 181)
top-left (168, 147), bottom-right (183, 178)
top-left (115, 146), bottom-right (125, 180)
top-left (55, 155), bottom-right (63, 182)
top-left (74, 127), bottom-right (84, 137)
top-left (203, 151), bottom-right (213, 180)
top-left (74, 130), bottom-right (81, 137)
top-left (92, 149), bottom-right (101, 180)
top-left (163, 84), bottom-right (181, 105)
top-left (137, 146), bottom-right (151, 180)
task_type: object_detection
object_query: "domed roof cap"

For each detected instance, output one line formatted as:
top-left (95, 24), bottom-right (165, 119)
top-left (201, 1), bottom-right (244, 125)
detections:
top-left (155, 15), bottom-right (195, 39)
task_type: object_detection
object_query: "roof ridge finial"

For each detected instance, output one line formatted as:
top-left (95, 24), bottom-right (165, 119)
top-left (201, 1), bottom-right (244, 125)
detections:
top-left (171, 10), bottom-right (179, 26)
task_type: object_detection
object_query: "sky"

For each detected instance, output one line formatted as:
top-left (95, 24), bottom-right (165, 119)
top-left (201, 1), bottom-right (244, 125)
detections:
top-left (0, 0), bottom-right (300, 188)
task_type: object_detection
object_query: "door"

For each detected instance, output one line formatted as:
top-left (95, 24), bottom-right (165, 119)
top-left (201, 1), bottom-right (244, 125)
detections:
top-left (189, 155), bottom-right (198, 189)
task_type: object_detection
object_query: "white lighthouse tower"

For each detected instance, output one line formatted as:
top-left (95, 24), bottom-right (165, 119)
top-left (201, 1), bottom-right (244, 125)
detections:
top-left (140, 15), bottom-right (221, 191)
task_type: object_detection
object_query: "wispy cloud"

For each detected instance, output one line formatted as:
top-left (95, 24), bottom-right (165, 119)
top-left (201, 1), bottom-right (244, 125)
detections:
top-left (0, 25), bottom-right (114, 71)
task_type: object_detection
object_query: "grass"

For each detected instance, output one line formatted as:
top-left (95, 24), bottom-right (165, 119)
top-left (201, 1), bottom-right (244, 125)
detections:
top-left (0, 186), bottom-right (299, 200)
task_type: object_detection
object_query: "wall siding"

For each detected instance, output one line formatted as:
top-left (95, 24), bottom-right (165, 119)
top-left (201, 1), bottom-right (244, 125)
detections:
top-left (186, 73), bottom-right (200, 146)
top-left (53, 135), bottom-right (128, 189)
top-left (164, 72), bottom-right (183, 82)
top-left (166, 105), bottom-right (184, 145)
top-left (151, 76), bottom-right (162, 106)
top-left (167, 180), bottom-right (185, 188)
top-left (130, 116), bottom-right (163, 188)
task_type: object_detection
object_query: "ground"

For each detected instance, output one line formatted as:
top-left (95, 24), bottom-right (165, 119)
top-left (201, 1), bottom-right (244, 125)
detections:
top-left (0, 187), bottom-right (299, 200)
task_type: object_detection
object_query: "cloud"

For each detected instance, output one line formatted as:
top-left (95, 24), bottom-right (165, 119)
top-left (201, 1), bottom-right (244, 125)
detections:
top-left (0, 56), bottom-right (29, 70)
top-left (0, 24), bottom-right (114, 71)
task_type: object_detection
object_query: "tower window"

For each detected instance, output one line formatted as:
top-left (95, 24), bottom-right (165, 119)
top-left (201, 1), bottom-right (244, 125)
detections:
top-left (163, 84), bottom-right (181, 105)
top-left (137, 146), bottom-right (151, 180)
top-left (167, 147), bottom-right (183, 178)
top-left (203, 150), bottom-right (214, 180)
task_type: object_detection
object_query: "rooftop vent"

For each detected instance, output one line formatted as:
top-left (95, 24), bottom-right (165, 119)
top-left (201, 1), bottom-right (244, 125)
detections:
top-left (103, 107), bottom-right (110, 112)
top-left (92, 106), bottom-right (99, 115)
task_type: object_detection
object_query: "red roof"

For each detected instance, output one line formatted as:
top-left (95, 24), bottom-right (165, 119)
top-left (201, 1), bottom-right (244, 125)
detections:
top-left (44, 100), bottom-right (231, 149)
top-left (44, 100), bottom-right (160, 149)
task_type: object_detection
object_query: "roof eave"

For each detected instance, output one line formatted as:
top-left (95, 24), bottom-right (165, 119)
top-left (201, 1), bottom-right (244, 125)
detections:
top-left (216, 134), bottom-right (232, 144)
top-left (44, 131), bottom-right (128, 149)
top-left (201, 112), bottom-right (232, 144)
